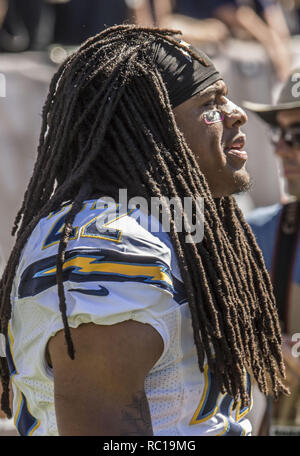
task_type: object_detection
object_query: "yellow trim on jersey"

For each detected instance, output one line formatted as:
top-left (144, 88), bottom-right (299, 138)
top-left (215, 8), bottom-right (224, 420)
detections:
top-left (216, 417), bottom-right (229, 436)
top-left (27, 401), bottom-right (41, 436)
top-left (56, 203), bottom-right (88, 236)
top-left (80, 205), bottom-right (136, 243)
top-left (235, 374), bottom-right (253, 422)
top-left (82, 231), bottom-right (122, 243)
top-left (103, 206), bottom-right (136, 227)
top-left (28, 421), bottom-right (40, 436)
top-left (7, 323), bottom-right (21, 429)
top-left (14, 394), bottom-right (23, 429)
top-left (189, 365), bottom-right (209, 425)
top-left (42, 228), bottom-right (78, 250)
top-left (190, 364), bottom-right (221, 425)
top-left (8, 323), bottom-right (41, 435)
top-left (42, 203), bottom-right (88, 250)
top-left (7, 323), bottom-right (17, 378)
top-left (13, 393), bottom-right (41, 436)
top-left (46, 205), bottom-right (68, 220)
top-left (189, 363), bottom-right (252, 436)
top-left (47, 202), bottom-right (88, 221)
top-left (42, 204), bottom-right (73, 250)
top-left (90, 201), bottom-right (97, 210)
top-left (38, 257), bottom-right (173, 286)
top-left (80, 216), bottom-right (122, 242)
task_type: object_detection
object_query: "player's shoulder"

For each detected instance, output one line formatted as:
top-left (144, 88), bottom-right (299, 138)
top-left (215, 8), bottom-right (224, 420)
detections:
top-left (246, 203), bottom-right (282, 228)
top-left (23, 198), bottom-right (171, 261)
top-left (10, 200), bottom-right (186, 390)
top-left (15, 198), bottom-right (183, 301)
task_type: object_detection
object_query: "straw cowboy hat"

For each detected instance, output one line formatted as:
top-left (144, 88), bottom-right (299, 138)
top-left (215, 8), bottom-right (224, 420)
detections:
top-left (243, 68), bottom-right (300, 125)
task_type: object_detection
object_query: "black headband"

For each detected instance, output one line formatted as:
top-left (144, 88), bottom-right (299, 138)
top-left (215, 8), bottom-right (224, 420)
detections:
top-left (151, 39), bottom-right (222, 108)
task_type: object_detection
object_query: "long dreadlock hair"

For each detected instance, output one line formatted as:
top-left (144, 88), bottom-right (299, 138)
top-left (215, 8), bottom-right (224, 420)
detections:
top-left (0, 24), bottom-right (288, 418)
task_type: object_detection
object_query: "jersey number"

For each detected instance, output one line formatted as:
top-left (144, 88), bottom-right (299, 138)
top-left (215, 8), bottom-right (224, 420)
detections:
top-left (42, 201), bottom-right (127, 250)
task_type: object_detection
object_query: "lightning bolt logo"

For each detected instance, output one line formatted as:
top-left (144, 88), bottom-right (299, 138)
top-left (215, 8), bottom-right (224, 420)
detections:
top-left (33, 255), bottom-right (173, 287)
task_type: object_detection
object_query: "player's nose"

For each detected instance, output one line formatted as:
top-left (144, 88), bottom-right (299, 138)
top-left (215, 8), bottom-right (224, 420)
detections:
top-left (223, 100), bottom-right (248, 129)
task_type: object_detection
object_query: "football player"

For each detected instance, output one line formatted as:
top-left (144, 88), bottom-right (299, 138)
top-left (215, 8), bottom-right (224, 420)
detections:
top-left (0, 25), bottom-right (288, 436)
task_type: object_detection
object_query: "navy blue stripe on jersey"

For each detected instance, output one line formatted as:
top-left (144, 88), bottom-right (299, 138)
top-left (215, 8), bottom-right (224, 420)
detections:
top-left (16, 392), bottom-right (39, 436)
top-left (6, 340), bottom-right (16, 377)
top-left (172, 274), bottom-right (188, 304)
top-left (18, 249), bottom-right (176, 299)
top-left (68, 285), bottom-right (109, 297)
top-left (219, 394), bottom-right (234, 417)
top-left (197, 367), bottom-right (219, 421)
top-left (82, 218), bottom-right (121, 242)
top-left (191, 363), bottom-right (252, 435)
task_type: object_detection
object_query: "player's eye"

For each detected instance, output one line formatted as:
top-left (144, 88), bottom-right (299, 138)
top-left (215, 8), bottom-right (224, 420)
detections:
top-left (203, 110), bottom-right (224, 124)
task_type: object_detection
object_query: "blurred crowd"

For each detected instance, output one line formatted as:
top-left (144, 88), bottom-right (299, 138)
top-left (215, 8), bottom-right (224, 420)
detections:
top-left (0, 1), bottom-right (298, 67)
top-left (1, 0), bottom-right (300, 436)
top-left (0, 0), bottom-right (299, 75)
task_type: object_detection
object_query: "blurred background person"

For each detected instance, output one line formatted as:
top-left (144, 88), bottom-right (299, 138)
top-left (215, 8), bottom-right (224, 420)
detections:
top-left (52, 0), bottom-right (142, 46)
top-left (245, 69), bottom-right (300, 436)
top-left (144, 0), bottom-right (231, 47)
top-left (214, 0), bottom-right (292, 82)
top-left (279, 0), bottom-right (300, 35)
top-left (0, 0), bottom-right (55, 52)
top-left (150, 0), bottom-right (292, 81)
top-left (0, 0), bottom-right (154, 53)
top-left (0, 1), bottom-right (7, 27)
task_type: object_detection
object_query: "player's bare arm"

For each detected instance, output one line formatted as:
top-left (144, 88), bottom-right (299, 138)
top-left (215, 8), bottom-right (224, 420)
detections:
top-left (47, 320), bottom-right (163, 436)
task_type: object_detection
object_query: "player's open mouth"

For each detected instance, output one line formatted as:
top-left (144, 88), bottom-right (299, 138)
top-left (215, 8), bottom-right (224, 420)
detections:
top-left (224, 136), bottom-right (248, 168)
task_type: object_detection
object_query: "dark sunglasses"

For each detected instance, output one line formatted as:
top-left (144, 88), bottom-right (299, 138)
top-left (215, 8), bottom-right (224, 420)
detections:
top-left (270, 126), bottom-right (300, 149)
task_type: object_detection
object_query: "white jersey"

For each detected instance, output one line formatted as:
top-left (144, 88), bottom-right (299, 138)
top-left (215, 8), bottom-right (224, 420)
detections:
top-left (7, 199), bottom-right (253, 436)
